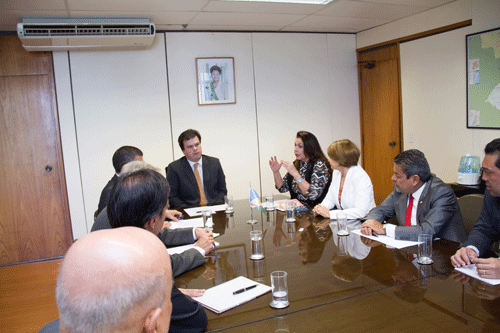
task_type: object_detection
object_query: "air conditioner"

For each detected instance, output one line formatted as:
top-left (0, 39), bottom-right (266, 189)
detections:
top-left (17, 18), bottom-right (156, 52)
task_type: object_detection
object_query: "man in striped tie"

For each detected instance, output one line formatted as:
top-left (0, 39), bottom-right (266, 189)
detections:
top-left (360, 149), bottom-right (465, 243)
top-left (167, 129), bottom-right (227, 209)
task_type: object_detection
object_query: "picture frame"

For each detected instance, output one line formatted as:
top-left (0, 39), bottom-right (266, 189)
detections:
top-left (466, 26), bottom-right (500, 129)
top-left (196, 57), bottom-right (236, 105)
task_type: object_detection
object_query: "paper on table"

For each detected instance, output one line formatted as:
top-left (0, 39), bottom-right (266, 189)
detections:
top-left (184, 204), bottom-right (227, 217)
top-left (455, 264), bottom-right (500, 285)
top-left (193, 276), bottom-right (272, 314)
top-left (167, 243), bottom-right (195, 255)
top-left (167, 240), bottom-right (220, 255)
top-left (352, 229), bottom-right (420, 249)
top-left (273, 199), bottom-right (304, 212)
top-left (168, 217), bottom-right (204, 229)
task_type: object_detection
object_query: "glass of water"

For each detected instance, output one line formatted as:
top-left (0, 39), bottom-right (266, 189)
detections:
top-left (250, 230), bottom-right (264, 260)
top-left (286, 200), bottom-right (296, 222)
top-left (417, 234), bottom-right (433, 265)
top-left (202, 211), bottom-right (212, 228)
top-left (266, 193), bottom-right (275, 211)
top-left (224, 195), bottom-right (234, 213)
top-left (336, 211), bottom-right (349, 236)
top-left (270, 271), bottom-right (289, 309)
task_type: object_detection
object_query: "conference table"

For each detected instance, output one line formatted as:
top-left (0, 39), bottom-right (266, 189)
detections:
top-left (175, 199), bottom-right (500, 332)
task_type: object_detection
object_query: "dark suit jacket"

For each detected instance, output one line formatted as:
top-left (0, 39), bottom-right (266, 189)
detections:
top-left (91, 208), bottom-right (206, 277)
top-left (167, 155), bottom-right (227, 209)
top-left (96, 174), bottom-right (118, 216)
top-left (170, 284), bottom-right (208, 333)
top-left (462, 190), bottom-right (500, 256)
top-left (365, 175), bottom-right (466, 243)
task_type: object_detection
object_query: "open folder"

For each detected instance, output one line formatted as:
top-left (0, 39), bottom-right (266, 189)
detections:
top-left (193, 276), bottom-right (272, 314)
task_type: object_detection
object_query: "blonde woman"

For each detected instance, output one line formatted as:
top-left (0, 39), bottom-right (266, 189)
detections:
top-left (313, 139), bottom-right (375, 220)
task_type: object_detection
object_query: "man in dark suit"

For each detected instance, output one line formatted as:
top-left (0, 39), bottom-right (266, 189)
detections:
top-left (361, 149), bottom-right (466, 243)
top-left (108, 168), bottom-right (209, 333)
top-left (96, 145), bottom-right (143, 216)
top-left (452, 138), bottom-right (500, 279)
top-left (167, 129), bottom-right (227, 209)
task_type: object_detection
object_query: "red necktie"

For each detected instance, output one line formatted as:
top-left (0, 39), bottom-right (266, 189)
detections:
top-left (405, 194), bottom-right (414, 226)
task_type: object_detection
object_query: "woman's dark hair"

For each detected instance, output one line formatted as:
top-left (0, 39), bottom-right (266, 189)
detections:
top-left (293, 131), bottom-right (332, 175)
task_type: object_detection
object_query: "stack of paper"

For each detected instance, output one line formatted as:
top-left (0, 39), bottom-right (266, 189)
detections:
top-left (184, 204), bottom-right (227, 217)
top-left (168, 217), bottom-right (204, 229)
top-left (455, 264), bottom-right (500, 285)
top-left (352, 229), bottom-right (420, 249)
top-left (167, 241), bottom-right (220, 255)
top-left (193, 276), bottom-right (272, 314)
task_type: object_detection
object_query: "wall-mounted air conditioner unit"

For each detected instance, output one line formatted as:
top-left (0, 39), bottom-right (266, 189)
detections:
top-left (17, 18), bottom-right (155, 52)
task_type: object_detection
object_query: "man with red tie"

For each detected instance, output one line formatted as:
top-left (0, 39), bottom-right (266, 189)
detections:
top-left (360, 149), bottom-right (466, 242)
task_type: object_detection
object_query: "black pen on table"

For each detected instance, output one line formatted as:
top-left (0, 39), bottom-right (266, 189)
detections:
top-left (233, 285), bottom-right (257, 295)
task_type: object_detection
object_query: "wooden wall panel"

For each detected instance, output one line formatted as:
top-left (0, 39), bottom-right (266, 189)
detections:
top-left (0, 36), bottom-right (52, 76)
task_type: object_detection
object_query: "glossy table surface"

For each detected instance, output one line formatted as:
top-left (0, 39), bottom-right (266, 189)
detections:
top-left (176, 199), bottom-right (500, 332)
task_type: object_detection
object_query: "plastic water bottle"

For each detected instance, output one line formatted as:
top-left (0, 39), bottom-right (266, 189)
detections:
top-left (458, 154), bottom-right (481, 185)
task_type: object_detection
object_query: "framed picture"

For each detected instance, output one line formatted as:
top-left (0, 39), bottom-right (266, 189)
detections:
top-left (466, 26), bottom-right (500, 128)
top-left (196, 57), bottom-right (236, 105)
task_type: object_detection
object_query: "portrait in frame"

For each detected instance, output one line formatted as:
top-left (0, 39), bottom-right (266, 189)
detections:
top-left (196, 57), bottom-right (236, 105)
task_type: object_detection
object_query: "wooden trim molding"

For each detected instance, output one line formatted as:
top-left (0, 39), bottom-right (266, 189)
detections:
top-left (357, 19), bottom-right (472, 53)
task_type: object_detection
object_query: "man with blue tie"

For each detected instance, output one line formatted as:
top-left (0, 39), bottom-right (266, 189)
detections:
top-left (166, 129), bottom-right (227, 209)
top-left (361, 149), bottom-right (466, 243)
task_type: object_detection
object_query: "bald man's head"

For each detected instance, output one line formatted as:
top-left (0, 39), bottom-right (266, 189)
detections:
top-left (56, 227), bottom-right (172, 333)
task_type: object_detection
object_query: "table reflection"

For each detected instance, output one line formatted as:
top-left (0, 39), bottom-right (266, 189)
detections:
top-left (175, 200), bottom-right (464, 332)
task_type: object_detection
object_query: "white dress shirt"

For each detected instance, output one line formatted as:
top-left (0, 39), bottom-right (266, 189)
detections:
top-left (320, 165), bottom-right (376, 220)
top-left (385, 182), bottom-right (427, 238)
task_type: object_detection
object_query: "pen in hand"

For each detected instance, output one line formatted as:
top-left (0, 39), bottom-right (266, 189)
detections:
top-left (233, 285), bottom-right (257, 295)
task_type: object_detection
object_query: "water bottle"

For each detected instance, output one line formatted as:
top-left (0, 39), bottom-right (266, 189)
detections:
top-left (458, 154), bottom-right (481, 185)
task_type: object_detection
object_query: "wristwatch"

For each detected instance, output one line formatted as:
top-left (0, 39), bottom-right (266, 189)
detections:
top-left (297, 177), bottom-right (304, 183)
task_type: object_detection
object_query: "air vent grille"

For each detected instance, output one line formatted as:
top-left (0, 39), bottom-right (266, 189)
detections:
top-left (21, 24), bottom-right (155, 37)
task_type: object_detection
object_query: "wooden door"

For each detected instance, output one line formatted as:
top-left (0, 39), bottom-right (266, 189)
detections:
top-left (0, 36), bottom-right (73, 265)
top-left (358, 44), bottom-right (402, 204)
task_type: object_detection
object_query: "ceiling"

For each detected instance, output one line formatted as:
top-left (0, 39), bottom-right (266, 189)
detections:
top-left (2, 0), bottom-right (456, 33)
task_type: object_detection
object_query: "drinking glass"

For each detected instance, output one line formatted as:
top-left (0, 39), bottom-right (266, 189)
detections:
top-left (286, 200), bottom-right (296, 222)
top-left (336, 211), bottom-right (349, 236)
top-left (250, 230), bottom-right (264, 260)
top-left (202, 211), bottom-right (212, 228)
top-left (224, 195), bottom-right (234, 213)
top-left (270, 271), bottom-right (289, 309)
top-left (417, 234), bottom-right (433, 264)
top-left (266, 193), bottom-right (275, 211)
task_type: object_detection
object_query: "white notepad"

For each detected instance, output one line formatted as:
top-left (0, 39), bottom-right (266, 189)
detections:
top-left (184, 204), bottom-right (227, 217)
top-left (352, 229), bottom-right (420, 249)
top-left (455, 264), bottom-right (500, 285)
top-left (167, 240), bottom-right (220, 255)
top-left (193, 276), bottom-right (272, 314)
top-left (168, 217), bottom-right (204, 229)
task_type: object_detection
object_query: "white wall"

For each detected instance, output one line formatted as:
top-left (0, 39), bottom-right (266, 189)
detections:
top-left (356, 0), bottom-right (472, 50)
top-left (55, 32), bottom-right (359, 239)
top-left (358, 0), bottom-right (500, 183)
top-left (165, 32), bottom-right (260, 199)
